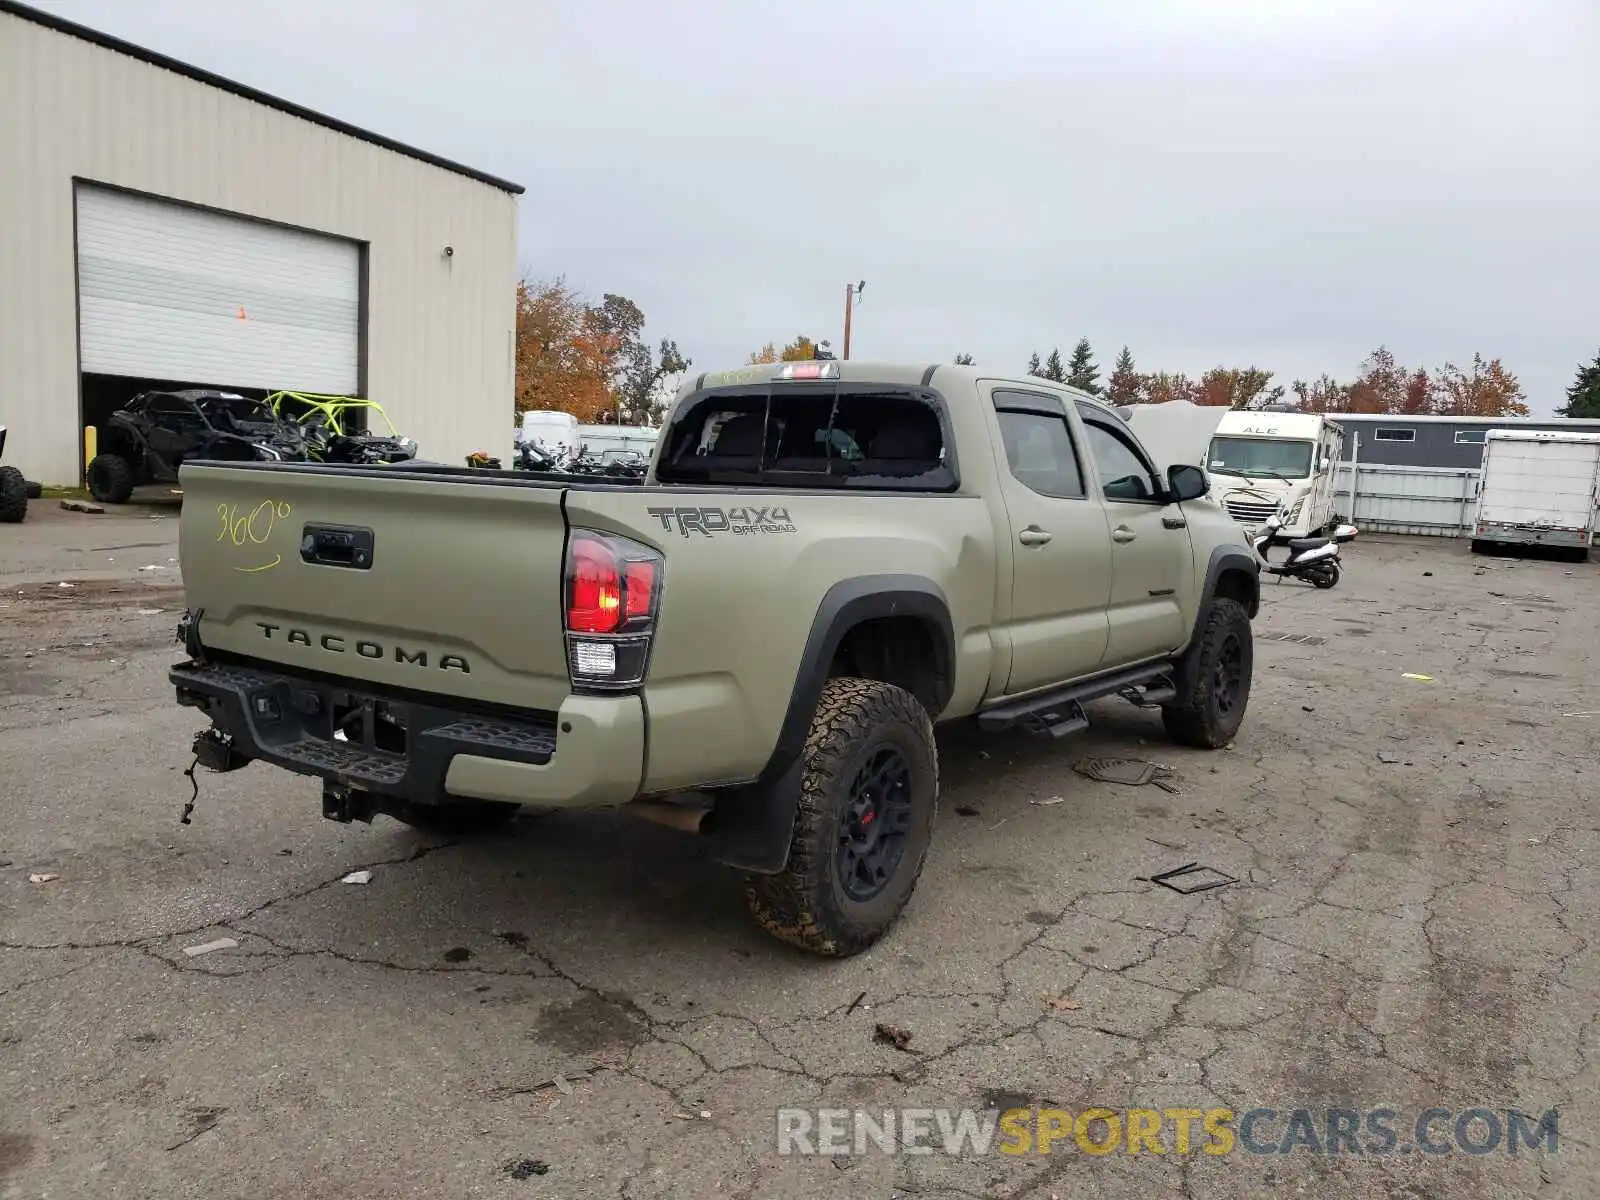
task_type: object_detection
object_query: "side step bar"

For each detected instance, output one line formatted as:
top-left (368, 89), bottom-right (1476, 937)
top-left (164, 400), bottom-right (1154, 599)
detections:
top-left (977, 663), bottom-right (1175, 737)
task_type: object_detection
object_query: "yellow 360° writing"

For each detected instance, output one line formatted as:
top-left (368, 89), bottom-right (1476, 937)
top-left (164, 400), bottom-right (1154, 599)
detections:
top-left (217, 500), bottom-right (292, 547)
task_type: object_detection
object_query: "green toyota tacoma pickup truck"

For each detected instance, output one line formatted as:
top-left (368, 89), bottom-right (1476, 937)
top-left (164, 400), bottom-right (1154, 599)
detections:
top-left (170, 361), bottom-right (1260, 956)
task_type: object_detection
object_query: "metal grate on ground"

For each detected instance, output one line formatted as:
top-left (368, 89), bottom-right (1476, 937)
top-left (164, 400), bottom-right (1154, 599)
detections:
top-left (1257, 631), bottom-right (1328, 646)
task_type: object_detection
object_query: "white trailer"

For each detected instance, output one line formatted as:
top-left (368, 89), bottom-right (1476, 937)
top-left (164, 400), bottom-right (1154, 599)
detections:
top-left (1470, 429), bottom-right (1600, 558)
top-left (516, 409), bottom-right (581, 457)
top-left (576, 424), bottom-right (659, 461)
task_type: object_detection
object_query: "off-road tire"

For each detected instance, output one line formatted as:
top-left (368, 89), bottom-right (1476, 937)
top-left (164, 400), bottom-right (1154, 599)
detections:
top-left (388, 799), bottom-right (520, 835)
top-left (86, 453), bottom-right (135, 505)
top-left (0, 466), bottom-right (26, 523)
top-left (744, 677), bottom-right (939, 958)
top-left (1162, 597), bottom-right (1253, 749)
top-left (25, 479), bottom-right (41, 500)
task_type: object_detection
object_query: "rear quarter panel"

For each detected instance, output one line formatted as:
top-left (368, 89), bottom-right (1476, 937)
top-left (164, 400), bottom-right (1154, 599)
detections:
top-left (567, 488), bottom-right (999, 792)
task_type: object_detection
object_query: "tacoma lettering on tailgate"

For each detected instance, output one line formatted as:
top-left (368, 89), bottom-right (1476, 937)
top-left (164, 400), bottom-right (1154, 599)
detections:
top-left (256, 623), bottom-right (471, 673)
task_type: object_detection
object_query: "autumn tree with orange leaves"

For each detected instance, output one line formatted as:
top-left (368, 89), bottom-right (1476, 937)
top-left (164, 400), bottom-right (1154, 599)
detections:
top-left (1289, 346), bottom-right (1527, 417)
top-left (1050, 341), bottom-right (1527, 416)
top-left (514, 276), bottom-right (690, 425)
top-left (748, 335), bottom-right (836, 364)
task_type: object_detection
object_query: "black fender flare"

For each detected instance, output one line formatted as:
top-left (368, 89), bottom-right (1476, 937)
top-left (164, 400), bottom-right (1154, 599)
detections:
top-left (1172, 545), bottom-right (1260, 691)
top-left (703, 574), bottom-right (955, 874)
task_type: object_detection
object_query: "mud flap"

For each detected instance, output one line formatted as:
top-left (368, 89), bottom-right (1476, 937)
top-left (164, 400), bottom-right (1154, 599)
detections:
top-left (702, 758), bottom-right (804, 875)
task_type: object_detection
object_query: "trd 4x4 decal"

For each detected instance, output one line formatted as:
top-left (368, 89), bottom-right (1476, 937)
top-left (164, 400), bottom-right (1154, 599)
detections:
top-left (645, 505), bottom-right (797, 537)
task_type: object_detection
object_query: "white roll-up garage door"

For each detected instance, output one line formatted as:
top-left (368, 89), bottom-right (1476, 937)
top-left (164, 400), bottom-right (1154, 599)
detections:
top-left (75, 185), bottom-right (360, 393)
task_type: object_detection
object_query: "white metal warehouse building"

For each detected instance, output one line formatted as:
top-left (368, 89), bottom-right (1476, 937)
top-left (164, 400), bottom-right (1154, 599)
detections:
top-left (0, 1), bottom-right (522, 486)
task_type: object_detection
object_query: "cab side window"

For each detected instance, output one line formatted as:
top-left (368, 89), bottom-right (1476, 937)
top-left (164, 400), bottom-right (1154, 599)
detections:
top-left (1076, 404), bottom-right (1162, 503)
top-left (992, 390), bottom-right (1085, 500)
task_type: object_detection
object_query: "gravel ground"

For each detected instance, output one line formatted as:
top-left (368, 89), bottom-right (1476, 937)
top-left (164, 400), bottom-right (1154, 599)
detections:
top-left (1, 506), bottom-right (1595, 1199)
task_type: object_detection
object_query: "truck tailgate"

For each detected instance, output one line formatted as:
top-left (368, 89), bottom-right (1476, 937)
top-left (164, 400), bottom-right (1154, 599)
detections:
top-left (178, 463), bottom-right (573, 712)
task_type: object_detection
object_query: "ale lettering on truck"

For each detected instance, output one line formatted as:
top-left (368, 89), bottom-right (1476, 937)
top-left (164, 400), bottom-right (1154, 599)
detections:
top-left (645, 505), bottom-right (797, 537)
top-left (255, 623), bottom-right (471, 673)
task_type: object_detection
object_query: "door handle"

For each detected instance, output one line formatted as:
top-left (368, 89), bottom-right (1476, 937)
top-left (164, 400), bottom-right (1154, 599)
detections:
top-left (1162, 515), bottom-right (1187, 529)
top-left (1112, 526), bottom-right (1137, 544)
top-left (1018, 526), bottom-right (1053, 547)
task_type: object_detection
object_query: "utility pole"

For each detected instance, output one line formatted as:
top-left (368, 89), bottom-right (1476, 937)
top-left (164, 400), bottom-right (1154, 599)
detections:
top-left (842, 280), bottom-right (865, 360)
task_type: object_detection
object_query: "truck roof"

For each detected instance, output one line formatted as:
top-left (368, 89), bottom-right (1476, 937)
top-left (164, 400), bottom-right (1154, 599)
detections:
top-left (688, 360), bottom-right (1116, 413)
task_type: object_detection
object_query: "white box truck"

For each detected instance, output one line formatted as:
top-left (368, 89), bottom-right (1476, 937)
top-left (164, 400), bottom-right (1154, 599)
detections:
top-left (1471, 429), bottom-right (1600, 559)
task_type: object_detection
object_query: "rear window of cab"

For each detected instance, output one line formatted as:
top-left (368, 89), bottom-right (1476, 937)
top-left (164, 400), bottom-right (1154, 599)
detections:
top-left (656, 382), bottom-right (958, 491)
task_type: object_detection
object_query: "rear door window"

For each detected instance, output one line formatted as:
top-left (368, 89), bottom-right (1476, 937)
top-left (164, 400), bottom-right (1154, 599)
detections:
top-left (991, 390), bottom-right (1086, 500)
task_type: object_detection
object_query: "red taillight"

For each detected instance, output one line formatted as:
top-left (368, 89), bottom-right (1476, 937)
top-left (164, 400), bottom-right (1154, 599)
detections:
top-left (563, 529), bottom-right (664, 690)
top-left (624, 560), bottom-right (656, 620)
top-left (565, 529), bottom-right (662, 630)
top-left (567, 535), bottom-right (623, 633)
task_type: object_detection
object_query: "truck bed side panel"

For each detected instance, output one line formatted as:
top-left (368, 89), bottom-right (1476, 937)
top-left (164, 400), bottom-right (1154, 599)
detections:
top-left (177, 464), bottom-right (574, 712)
top-left (564, 488), bottom-right (999, 792)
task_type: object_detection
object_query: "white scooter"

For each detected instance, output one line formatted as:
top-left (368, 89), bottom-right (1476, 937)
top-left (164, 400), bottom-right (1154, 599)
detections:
top-left (1252, 506), bottom-right (1358, 589)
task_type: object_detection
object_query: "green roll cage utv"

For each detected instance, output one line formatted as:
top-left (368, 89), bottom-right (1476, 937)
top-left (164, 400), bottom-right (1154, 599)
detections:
top-left (266, 392), bottom-right (419, 466)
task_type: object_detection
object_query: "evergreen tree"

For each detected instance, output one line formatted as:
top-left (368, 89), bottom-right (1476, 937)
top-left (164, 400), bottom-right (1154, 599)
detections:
top-left (1043, 348), bottom-right (1066, 382)
top-left (1559, 350), bottom-right (1600, 418)
top-left (1026, 352), bottom-right (1042, 377)
top-left (1107, 346), bottom-right (1141, 406)
top-left (1066, 337), bottom-right (1100, 394)
top-left (954, 352), bottom-right (974, 365)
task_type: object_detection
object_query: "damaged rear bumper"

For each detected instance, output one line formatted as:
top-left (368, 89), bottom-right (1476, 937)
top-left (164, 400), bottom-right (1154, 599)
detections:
top-left (169, 658), bottom-right (644, 809)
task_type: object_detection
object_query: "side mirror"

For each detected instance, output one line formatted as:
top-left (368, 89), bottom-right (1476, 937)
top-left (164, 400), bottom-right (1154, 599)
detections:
top-left (1167, 463), bottom-right (1209, 503)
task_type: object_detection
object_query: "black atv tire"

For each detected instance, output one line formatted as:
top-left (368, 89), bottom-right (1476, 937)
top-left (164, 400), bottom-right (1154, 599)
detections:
top-left (25, 479), bottom-right (41, 500)
top-left (86, 453), bottom-right (136, 505)
top-left (0, 466), bottom-right (27, 523)
top-left (1162, 598), bottom-right (1253, 750)
top-left (744, 677), bottom-right (939, 958)
top-left (387, 799), bottom-right (520, 835)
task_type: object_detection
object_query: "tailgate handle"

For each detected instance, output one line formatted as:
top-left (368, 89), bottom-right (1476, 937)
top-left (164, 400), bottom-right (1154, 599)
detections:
top-left (301, 524), bottom-right (375, 570)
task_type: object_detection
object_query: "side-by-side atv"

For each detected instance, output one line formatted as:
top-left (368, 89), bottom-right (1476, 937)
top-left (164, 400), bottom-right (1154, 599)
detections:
top-left (267, 392), bottom-right (418, 466)
top-left (87, 390), bottom-right (309, 505)
top-left (0, 424), bottom-right (36, 523)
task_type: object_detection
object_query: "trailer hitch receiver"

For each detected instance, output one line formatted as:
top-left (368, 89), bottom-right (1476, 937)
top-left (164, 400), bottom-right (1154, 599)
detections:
top-left (192, 728), bottom-right (248, 773)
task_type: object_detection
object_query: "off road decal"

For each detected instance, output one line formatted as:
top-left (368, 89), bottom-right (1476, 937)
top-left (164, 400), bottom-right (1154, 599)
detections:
top-left (217, 500), bottom-right (292, 572)
top-left (646, 505), bottom-right (797, 537)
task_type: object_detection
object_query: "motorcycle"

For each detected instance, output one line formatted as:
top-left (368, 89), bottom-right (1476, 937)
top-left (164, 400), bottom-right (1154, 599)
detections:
top-left (1251, 506), bottom-right (1358, 589)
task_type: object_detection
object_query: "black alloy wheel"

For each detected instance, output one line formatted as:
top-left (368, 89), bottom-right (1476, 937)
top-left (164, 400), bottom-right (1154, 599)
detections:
top-left (837, 745), bottom-right (914, 903)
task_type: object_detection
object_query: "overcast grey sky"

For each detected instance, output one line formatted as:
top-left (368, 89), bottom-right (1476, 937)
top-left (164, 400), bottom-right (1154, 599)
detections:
top-left (33, 0), bottom-right (1600, 412)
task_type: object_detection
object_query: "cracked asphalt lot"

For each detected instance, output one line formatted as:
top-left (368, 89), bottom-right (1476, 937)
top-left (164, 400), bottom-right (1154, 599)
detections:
top-left (2, 509), bottom-right (1596, 1198)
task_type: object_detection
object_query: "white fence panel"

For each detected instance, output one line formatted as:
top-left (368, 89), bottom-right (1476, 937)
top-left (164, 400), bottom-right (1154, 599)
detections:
top-left (1333, 464), bottom-right (1480, 537)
